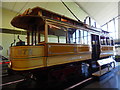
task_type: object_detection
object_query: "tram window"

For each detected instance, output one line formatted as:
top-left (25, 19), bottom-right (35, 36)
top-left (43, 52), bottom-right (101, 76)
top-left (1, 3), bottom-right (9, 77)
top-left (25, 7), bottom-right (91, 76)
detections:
top-left (80, 30), bottom-right (88, 45)
top-left (40, 34), bottom-right (45, 42)
top-left (111, 39), bottom-right (114, 46)
top-left (101, 39), bottom-right (106, 45)
top-left (73, 31), bottom-right (76, 43)
top-left (88, 32), bottom-right (91, 45)
top-left (76, 30), bottom-right (80, 44)
top-left (67, 29), bottom-right (81, 44)
top-left (84, 36), bottom-right (88, 44)
top-left (80, 30), bottom-right (84, 44)
top-left (48, 35), bottom-right (58, 43)
top-left (59, 36), bottom-right (66, 43)
top-left (28, 30), bottom-right (45, 45)
top-left (100, 36), bottom-right (106, 45)
top-left (83, 31), bottom-right (88, 44)
top-left (84, 31), bottom-right (88, 36)
top-left (48, 24), bottom-right (66, 43)
top-left (68, 28), bottom-right (76, 44)
top-left (106, 37), bottom-right (110, 45)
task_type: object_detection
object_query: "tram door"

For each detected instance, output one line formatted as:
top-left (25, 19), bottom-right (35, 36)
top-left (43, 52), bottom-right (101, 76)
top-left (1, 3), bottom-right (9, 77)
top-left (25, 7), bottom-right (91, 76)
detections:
top-left (91, 34), bottom-right (100, 60)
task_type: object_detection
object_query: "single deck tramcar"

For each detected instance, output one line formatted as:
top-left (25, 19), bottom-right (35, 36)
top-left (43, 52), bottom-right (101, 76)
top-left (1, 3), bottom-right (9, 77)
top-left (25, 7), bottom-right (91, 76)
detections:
top-left (9, 7), bottom-right (114, 88)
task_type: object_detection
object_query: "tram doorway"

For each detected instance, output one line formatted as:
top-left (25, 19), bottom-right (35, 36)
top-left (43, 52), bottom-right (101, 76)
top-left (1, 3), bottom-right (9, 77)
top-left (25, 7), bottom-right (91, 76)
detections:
top-left (91, 34), bottom-right (100, 60)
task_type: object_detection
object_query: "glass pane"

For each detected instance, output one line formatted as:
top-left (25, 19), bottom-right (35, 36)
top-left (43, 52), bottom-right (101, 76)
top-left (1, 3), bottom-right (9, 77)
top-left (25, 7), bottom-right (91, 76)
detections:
top-left (84, 36), bottom-right (88, 44)
top-left (84, 31), bottom-right (88, 37)
top-left (106, 38), bottom-right (110, 45)
top-left (100, 36), bottom-right (106, 45)
top-left (68, 28), bottom-right (76, 44)
top-left (76, 30), bottom-right (79, 38)
top-left (76, 30), bottom-right (80, 44)
top-left (81, 30), bottom-right (83, 37)
top-left (48, 35), bottom-right (58, 43)
top-left (80, 30), bottom-right (84, 44)
top-left (111, 39), bottom-right (114, 46)
top-left (83, 31), bottom-right (88, 44)
top-left (48, 24), bottom-right (66, 43)
top-left (88, 32), bottom-right (91, 45)
top-left (73, 32), bottom-right (76, 43)
top-left (59, 36), bottom-right (66, 43)
top-left (40, 34), bottom-right (45, 42)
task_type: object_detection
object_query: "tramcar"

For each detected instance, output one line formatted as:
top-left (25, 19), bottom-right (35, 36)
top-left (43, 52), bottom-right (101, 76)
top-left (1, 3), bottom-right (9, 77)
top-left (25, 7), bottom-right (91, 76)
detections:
top-left (9, 7), bottom-right (114, 88)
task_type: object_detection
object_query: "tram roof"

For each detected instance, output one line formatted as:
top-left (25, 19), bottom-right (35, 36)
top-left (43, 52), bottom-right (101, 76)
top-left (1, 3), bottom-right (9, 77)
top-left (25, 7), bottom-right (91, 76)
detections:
top-left (11, 6), bottom-right (109, 33)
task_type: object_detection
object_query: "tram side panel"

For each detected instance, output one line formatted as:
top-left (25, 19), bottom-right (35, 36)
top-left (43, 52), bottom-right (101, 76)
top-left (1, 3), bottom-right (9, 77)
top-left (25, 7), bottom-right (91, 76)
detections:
top-left (9, 43), bottom-right (92, 71)
top-left (46, 43), bottom-right (92, 67)
top-left (9, 46), bottom-right (45, 71)
top-left (100, 45), bottom-right (114, 58)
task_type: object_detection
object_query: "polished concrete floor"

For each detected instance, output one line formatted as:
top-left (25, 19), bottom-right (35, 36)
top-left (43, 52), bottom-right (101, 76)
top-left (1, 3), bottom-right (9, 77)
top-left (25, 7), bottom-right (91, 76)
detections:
top-left (82, 62), bottom-right (120, 89)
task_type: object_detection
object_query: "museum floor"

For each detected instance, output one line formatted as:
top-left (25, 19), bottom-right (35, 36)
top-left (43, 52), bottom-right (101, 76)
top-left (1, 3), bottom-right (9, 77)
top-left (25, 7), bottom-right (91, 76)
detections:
top-left (81, 62), bottom-right (120, 89)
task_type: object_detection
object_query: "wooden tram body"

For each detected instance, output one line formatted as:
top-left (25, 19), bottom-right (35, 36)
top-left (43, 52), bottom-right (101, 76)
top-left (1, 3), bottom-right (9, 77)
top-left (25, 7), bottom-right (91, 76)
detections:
top-left (9, 7), bottom-right (114, 88)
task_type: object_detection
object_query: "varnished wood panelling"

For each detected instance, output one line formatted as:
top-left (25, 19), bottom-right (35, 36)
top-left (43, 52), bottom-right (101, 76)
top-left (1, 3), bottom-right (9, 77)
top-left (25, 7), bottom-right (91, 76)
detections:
top-left (10, 46), bottom-right (44, 58)
top-left (10, 46), bottom-right (45, 70)
top-left (77, 45), bottom-right (90, 53)
top-left (47, 43), bottom-right (76, 56)
top-left (101, 46), bottom-right (113, 51)
top-left (100, 46), bottom-right (113, 58)
top-left (47, 54), bottom-right (91, 67)
top-left (108, 47), bottom-right (113, 50)
top-left (47, 43), bottom-right (91, 56)
top-left (11, 57), bottom-right (44, 71)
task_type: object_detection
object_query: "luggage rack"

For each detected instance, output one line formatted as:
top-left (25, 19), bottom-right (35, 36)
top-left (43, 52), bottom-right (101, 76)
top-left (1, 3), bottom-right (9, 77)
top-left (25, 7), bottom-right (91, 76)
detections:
top-left (92, 57), bottom-right (116, 77)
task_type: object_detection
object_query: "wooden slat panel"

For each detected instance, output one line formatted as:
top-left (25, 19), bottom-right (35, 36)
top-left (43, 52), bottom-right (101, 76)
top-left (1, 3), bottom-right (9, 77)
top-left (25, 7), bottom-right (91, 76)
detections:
top-left (47, 43), bottom-right (91, 56)
top-left (109, 47), bottom-right (113, 50)
top-left (10, 46), bottom-right (44, 58)
top-left (10, 46), bottom-right (45, 71)
top-left (101, 46), bottom-right (113, 51)
top-left (11, 57), bottom-right (44, 71)
top-left (77, 45), bottom-right (90, 53)
top-left (100, 46), bottom-right (113, 58)
top-left (47, 43), bottom-right (76, 56)
top-left (47, 54), bottom-right (91, 67)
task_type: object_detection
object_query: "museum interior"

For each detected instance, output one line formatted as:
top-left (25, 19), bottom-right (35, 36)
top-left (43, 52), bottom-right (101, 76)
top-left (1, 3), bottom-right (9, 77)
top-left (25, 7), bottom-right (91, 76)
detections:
top-left (0, 1), bottom-right (120, 89)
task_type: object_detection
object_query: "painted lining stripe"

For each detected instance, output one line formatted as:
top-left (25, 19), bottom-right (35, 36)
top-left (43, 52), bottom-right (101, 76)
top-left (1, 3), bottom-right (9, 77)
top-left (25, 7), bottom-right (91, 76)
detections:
top-left (11, 56), bottom-right (45, 59)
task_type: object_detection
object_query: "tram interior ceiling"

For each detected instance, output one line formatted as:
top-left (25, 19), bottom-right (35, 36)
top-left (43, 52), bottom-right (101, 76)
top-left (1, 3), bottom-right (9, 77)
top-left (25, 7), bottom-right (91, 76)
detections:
top-left (1, 6), bottom-right (115, 89)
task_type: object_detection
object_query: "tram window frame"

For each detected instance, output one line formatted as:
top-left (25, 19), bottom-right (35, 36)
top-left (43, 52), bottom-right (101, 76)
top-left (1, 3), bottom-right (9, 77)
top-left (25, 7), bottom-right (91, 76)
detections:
top-left (47, 24), bottom-right (90, 45)
top-left (80, 30), bottom-right (89, 45)
top-left (67, 29), bottom-right (82, 44)
top-left (67, 28), bottom-right (77, 44)
top-left (76, 30), bottom-right (80, 44)
top-left (88, 32), bottom-right (91, 45)
top-left (106, 37), bottom-right (110, 45)
top-left (111, 38), bottom-right (114, 46)
top-left (27, 25), bottom-right (45, 45)
top-left (80, 30), bottom-right (83, 44)
top-left (47, 24), bottom-right (67, 43)
top-left (100, 36), bottom-right (106, 45)
top-left (83, 30), bottom-right (88, 44)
